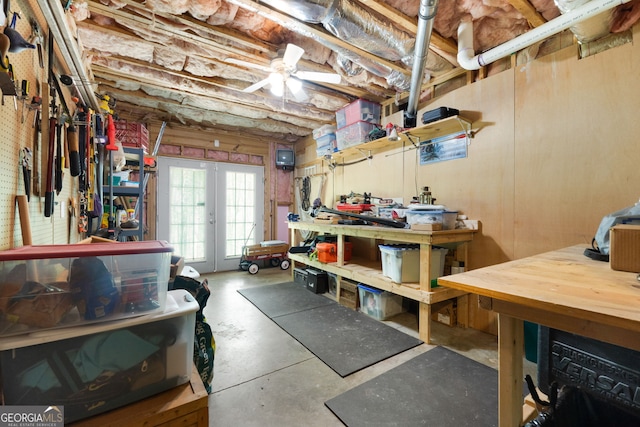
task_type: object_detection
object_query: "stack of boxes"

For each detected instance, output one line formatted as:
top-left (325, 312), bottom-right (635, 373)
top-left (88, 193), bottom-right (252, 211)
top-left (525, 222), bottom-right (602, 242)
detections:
top-left (335, 99), bottom-right (382, 150)
top-left (0, 241), bottom-right (199, 423)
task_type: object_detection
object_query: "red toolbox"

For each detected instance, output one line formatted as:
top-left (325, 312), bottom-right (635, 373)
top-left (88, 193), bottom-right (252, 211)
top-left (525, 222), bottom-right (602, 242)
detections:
top-left (316, 242), bottom-right (353, 263)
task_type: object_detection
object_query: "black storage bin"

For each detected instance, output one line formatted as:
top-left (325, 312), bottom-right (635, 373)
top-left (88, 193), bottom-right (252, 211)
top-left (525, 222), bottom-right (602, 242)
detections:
top-left (293, 267), bottom-right (308, 286)
top-left (305, 269), bottom-right (327, 293)
top-left (422, 107), bottom-right (459, 124)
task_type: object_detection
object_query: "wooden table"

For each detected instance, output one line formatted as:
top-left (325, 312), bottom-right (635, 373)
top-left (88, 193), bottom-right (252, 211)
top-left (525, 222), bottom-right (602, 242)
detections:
top-left (437, 245), bottom-right (640, 427)
top-left (68, 365), bottom-right (208, 427)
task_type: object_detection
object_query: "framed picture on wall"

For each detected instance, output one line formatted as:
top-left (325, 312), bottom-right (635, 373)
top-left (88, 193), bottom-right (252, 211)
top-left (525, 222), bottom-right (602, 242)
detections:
top-left (419, 131), bottom-right (468, 165)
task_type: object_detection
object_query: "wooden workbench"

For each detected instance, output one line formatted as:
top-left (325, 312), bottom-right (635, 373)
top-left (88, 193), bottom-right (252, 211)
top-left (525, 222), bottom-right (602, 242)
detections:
top-left (288, 221), bottom-right (477, 342)
top-left (68, 365), bottom-right (209, 427)
top-left (438, 245), bottom-right (640, 427)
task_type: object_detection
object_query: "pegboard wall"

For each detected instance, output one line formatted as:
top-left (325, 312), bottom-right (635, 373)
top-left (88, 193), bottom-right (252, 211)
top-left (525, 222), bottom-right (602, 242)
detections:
top-left (1, 0), bottom-right (83, 250)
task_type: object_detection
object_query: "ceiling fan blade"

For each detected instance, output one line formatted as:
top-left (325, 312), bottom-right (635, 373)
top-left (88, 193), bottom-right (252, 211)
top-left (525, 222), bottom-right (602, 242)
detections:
top-left (293, 70), bottom-right (341, 84)
top-left (243, 78), bottom-right (270, 93)
top-left (282, 43), bottom-right (305, 67)
top-left (224, 57), bottom-right (273, 73)
top-left (286, 77), bottom-right (308, 102)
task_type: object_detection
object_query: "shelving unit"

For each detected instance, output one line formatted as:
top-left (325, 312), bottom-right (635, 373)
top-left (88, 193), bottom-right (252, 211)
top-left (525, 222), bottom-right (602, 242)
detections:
top-left (104, 147), bottom-right (145, 241)
top-left (288, 222), bottom-right (477, 343)
top-left (330, 115), bottom-right (473, 162)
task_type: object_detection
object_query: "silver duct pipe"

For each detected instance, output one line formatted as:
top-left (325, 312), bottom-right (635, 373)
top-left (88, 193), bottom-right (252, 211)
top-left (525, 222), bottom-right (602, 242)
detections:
top-left (405, 0), bottom-right (439, 128)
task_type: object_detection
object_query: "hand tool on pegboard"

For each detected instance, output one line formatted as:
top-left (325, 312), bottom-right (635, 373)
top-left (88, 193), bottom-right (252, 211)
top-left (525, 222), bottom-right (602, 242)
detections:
top-left (44, 29), bottom-right (57, 217)
top-left (55, 115), bottom-right (63, 195)
top-left (20, 147), bottom-right (32, 202)
top-left (28, 18), bottom-right (44, 69)
top-left (76, 106), bottom-right (89, 233)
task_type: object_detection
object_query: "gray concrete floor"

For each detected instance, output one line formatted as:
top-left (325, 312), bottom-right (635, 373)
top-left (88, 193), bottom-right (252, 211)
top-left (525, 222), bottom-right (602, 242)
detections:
top-left (201, 268), bottom-right (537, 426)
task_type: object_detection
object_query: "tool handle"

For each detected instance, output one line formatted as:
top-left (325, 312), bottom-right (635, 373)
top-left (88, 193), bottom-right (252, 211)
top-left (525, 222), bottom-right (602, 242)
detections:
top-left (68, 125), bottom-right (80, 176)
top-left (55, 124), bottom-right (63, 194)
top-left (44, 117), bottom-right (56, 217)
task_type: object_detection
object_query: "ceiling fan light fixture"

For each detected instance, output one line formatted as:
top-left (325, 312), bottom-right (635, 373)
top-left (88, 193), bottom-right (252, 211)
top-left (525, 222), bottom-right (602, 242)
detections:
top-left (269, 72), bottom-right (284, 96)
top-left (286, 77), bottom-right (302, 93)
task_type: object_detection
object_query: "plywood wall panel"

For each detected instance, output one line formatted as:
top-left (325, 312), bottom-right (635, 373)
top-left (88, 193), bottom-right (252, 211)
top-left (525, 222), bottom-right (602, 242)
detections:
top-left (513, 28), bottom-right (640, 259)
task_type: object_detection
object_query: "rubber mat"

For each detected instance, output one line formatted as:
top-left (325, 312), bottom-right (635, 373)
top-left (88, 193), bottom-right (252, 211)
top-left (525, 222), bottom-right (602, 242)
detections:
top-left (238, 282), bottom-right (422, 377)
top-left (325, 346), bottom-right (498, 426)
top-left (237, 281), bottom-right (335, 318)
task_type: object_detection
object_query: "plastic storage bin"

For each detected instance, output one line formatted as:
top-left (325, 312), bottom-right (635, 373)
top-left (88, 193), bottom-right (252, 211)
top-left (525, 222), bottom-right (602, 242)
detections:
top-left (0, 240), bottom-right (173, 337)
top-left (406, 209), bottom-right (444, 226)
top-left (316, 132), bottom-right (337, 157)
top-left (0, 289), bottom-right (198, 424)
top-left (316, 242), bottom-right (353, 263)
top-left (336, 99), bottom-right (381, 129)
top-left (379, 244), bottom-right (448, 283)
top-left (442, 211), bottom-right (458, 230)
top-left (312, 124), bottom-right (337, 140)
top-left (357, 284), bottom-right (404, 320)
top-left (336, 121), bottom-right (378, 150)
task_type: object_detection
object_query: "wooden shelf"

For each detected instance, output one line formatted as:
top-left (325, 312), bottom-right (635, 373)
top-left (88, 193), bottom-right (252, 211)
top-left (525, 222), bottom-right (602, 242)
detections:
top-left (331, 115), bottom-right (472, 161)
top-left (288, 253), bottom-right (467, 304)
top-left (288, 222), bottom-right (478, 343)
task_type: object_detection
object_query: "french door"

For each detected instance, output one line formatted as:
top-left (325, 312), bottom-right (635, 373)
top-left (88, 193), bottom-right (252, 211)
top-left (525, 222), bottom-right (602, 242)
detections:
top-left (157, 157), bottom-right (264, 273)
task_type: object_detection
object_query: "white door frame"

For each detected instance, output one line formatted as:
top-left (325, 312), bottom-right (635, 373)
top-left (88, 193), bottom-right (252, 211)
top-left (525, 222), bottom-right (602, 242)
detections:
top-left (156, 157), bottom-right (264, 274)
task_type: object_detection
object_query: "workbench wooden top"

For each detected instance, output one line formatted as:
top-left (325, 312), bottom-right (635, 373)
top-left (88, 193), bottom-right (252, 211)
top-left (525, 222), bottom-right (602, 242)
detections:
top-left (437, 244), bottom-right (640, 333)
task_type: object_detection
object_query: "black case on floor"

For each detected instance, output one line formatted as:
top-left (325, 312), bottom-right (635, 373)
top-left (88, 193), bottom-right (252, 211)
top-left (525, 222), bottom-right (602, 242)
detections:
top-left (305, 269), bottom-right (327, 294)
top-left (422, 107), bottom-right (459, 125)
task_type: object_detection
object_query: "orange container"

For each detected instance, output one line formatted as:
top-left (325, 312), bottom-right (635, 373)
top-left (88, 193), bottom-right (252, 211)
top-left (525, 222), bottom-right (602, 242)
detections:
top-left (316, 242), bottom-right (353, 263)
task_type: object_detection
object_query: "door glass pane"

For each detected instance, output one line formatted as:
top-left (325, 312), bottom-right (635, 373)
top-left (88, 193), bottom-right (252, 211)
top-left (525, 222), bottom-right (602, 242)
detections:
top-left (169, 166), bottom-right (207, 263)
top-left (225, 171), bottom-right (256, 258)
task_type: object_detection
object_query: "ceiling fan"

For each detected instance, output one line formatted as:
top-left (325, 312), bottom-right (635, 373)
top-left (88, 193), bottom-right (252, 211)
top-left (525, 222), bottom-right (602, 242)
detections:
top-left (226, 43), bottom-right (341, 101)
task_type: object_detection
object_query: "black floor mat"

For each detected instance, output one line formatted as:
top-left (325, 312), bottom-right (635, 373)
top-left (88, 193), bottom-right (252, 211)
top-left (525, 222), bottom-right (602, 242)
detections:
top-left (325, 346), bottom-right (498, 426)
top-left (238, 282), bottom-right (422, 377)
top-left (238, 281), bottom-right (334, 318)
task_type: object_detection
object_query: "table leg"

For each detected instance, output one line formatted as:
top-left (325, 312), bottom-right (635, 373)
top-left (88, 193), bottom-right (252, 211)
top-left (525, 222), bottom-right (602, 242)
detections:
top-left (498, 313), bottom-right (524, 427)
top-left (418, 301), bottom-right (432, 343)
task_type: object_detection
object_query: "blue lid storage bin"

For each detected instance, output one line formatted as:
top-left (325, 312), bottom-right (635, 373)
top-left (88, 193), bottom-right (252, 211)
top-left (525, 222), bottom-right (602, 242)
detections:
top-left (357, 284), bottom-right (404, 320)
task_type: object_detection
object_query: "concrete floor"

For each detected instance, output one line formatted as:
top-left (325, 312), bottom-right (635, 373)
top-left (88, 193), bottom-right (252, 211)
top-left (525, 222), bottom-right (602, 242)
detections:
top-left (202, 268), bottom-right (537, 426)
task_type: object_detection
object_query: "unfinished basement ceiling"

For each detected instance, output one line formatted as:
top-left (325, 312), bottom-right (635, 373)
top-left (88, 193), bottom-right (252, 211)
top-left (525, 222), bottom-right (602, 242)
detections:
top-left (68, 0), bottom-right (640, 143)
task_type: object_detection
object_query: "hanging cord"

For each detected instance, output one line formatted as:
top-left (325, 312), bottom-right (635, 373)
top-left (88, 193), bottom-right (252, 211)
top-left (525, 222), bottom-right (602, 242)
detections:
top-left (301, 176), bottom-right (311, 211)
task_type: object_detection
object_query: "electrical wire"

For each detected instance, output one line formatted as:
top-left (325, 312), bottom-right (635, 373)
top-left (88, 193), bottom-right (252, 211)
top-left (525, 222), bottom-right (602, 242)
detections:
top-left (301, 176), bottom-right (311, 211)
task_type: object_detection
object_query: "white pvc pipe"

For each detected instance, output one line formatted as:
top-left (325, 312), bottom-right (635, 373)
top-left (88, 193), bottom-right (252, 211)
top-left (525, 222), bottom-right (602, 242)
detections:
top-left (457, 0), bottom-right (631, 70)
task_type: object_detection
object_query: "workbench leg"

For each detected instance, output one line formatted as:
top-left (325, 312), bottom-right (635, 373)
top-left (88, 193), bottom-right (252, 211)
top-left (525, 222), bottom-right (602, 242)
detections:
top-left (498, 313), bottom-right (524, 427)
top-left (418, 302), bottom-right (432, 344)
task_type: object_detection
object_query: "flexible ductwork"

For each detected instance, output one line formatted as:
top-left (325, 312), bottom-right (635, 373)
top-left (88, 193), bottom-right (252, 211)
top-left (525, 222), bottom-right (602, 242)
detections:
top-left (555, 0), bottom-right (614, 43)
top-left (458, 0), bottom-right (632, 71)
top-left (405, 0), bottom-right (439, 128)
top-left (257, 0), bottom-right (420, 90)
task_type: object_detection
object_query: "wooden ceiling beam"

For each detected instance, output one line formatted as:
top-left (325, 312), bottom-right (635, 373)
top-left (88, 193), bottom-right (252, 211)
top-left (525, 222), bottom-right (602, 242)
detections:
top-left (507, 0), bottom-right (547, 27)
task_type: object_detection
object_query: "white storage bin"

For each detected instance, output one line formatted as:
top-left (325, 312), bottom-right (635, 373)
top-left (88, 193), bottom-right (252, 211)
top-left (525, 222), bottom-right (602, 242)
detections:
top-left (379, 244), bottom-right (448, 283)
top-left (0, 289), bottom-right (198, 424)
top-left (443, 211), bottom-right (458, 230)
top-left (405, 209), bottom-right (444, 226)
top-left (357, 284), bottom-right (404, 320)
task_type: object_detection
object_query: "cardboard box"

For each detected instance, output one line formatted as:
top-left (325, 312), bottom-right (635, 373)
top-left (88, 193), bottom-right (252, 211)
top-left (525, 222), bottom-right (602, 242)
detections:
top-left (338, 279), bottom-right (358, 310)
top-left (0, 289), bottom-right (198, 424)
top-left (431, 300), bottom-right (457, 327)
top-left (170, 255), bottom-right (185, 278)
top-left (610, 224), bottom-right (640, 273)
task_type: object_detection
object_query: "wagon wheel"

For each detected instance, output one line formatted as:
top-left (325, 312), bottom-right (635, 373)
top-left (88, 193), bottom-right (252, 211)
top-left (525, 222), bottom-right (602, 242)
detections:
top-left (248, 263), bottom-right (260, 274)
top-left (280, 259), bottom-right (290, 270)
top-left (270, 258), bottom-right (281, 267)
